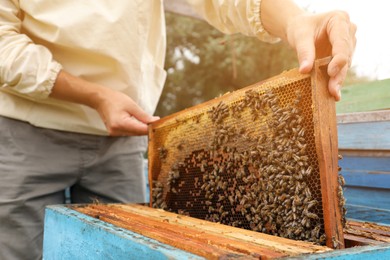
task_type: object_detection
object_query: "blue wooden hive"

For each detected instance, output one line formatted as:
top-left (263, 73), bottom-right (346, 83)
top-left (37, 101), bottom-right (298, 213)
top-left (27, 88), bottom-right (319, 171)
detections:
top-left (337, 110), bottom-right (390, 225)
top-left (43, 203), bottom-right (390, 259)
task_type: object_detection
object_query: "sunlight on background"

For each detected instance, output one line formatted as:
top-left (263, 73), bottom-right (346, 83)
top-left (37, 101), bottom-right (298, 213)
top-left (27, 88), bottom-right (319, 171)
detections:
top-left (295, 0), bottom-right (390, 80)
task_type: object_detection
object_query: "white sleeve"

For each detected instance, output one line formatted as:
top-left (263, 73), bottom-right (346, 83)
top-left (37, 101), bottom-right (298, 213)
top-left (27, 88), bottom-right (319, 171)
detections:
top-left (0, 0), bottom-right (62, 99)
top-left (186, 0), bottom-right (280, 43)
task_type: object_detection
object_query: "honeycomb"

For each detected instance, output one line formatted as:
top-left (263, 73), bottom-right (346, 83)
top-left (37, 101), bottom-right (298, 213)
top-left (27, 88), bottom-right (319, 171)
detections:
top-left (149, 67), bottom-right (342, 246)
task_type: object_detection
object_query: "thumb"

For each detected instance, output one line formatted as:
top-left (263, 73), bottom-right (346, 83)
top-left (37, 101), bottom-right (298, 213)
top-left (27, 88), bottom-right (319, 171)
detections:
top-left (295, 37), bottom-right (316, 74)
top-left (130, 102), bottom-right (160, 124)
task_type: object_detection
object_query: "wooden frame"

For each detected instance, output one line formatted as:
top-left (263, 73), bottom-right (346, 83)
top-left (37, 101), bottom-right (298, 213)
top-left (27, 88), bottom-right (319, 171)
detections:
top-left (311, 57), bottom-right (344, 248)
top-left (71, 204), bottom-right (331, 259)
top-left (148, 57), bottom-right (344, 249)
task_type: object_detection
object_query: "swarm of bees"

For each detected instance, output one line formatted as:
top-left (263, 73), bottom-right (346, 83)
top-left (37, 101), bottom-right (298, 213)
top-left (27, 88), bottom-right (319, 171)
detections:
top-left (151, 81), bottom-right (345, 246)
top-left (337, 154), bottom-right (347, 228)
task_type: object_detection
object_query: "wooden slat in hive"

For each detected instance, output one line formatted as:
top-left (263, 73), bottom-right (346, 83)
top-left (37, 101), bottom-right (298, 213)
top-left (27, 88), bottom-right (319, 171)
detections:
top-left (344, 220), bottom-right (390, 246)
top-left (73, 204), bottom-right (331, 259)
top-left (148, 57), bottom-right (344, 249)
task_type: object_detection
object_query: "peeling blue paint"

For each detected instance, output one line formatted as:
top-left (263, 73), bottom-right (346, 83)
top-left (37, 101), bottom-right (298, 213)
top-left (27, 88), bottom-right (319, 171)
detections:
top-left (43, 205), bottom-right (203, 260)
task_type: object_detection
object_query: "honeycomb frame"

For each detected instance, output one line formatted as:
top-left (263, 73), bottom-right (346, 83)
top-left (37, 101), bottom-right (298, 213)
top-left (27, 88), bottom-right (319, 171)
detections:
top-left (148, 57), bottom-right (344, 249)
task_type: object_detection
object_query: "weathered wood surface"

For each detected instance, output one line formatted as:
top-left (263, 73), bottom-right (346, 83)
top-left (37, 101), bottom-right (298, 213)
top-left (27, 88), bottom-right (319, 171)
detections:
top-left (338, 121), bottom-right (390, 151)
top-left (311, 57), bottom-right (344, 249)
top-left (344, 220), bottom-right (390, 245)
top-left (43, 205), bottom-right (203, 260)
top-left (337, 110), bottom-right (390, 124)
top-left (337, 110), bottom-right (390, 224)
top-left (337, 110), bottom-right (390, 153)
top-left (283, 243), bottom-right (390, 260)
top-left (44, 205), bottom-right (390, 259)
top-left (73, 204), bottom-right (331, 259)
top-left (339, 156), bottom-right (390, 189)
top-left (344, 188), bottom-right (390, 225)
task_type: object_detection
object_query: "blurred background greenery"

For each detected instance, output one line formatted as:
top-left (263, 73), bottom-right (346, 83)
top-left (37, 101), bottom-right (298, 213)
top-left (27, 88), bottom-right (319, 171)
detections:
top-left (156, 12), bottom-right (372, 117)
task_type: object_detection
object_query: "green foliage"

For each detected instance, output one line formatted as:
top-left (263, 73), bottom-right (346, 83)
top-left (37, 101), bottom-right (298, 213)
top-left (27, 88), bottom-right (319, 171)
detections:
top-left (155, 12), bottom-right (368, 117)
top-left (156, 13), bottom-right (298, 117)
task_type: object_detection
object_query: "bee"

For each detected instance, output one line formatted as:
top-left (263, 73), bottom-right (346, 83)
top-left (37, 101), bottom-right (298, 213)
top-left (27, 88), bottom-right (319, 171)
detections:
top-left (218, 195), bottom-right (225, 202)
top-left (304, 187), bottom-right (312, 198)
top-left (297, 160), bottom-right (305, 167)
top-left (318, 233), bottom-right (327, 244)
top-left (239, 196), bottom-right (248, 206)
top-left (301, 216), bottom-right (309, 227)
top-left (294, 227), bottom-right (303, 236)
top-left (235, 190), bottom-right (242, 200)
top-left (228, 195), bottom-right (234, 205)
top-left (306, 212), bottom-right (319, 219)
top-left (295, 182), bottom-right (302, 194)
top-left (339, 196), bottom-right (346, 208)
top-left (300, 156), bottom-right (309, 162)
top-left (311, 225), bottom-right (321, 238)
top-left (306, 199), bottom-right (318, 210)
top-left (294, 172), bottom-right (303, 180)
top-left (267, 183), bottom-right (274, 191)
top-left (278, 194), bottom-right (287, 201)
top-left (178, 209), bottom-right (188, 216)
top-left (305, 166), bottom-right (313, 176)
top-left (250, 206), bottom-right (257, 214)
top-left (242, 176), bottom-right (249, 184)
top-left (298, 127), bottom-right (305, 137)
top-left (172, 170), bottom-right (180, 179)
top-left (155, 192), bottom-right (162, 199)
top-left (338, 174), bottom-right (346, 186)
top-left (160, 201), bottom-right (167, 210)
top-left (292, 154), bottom-right (301, 162)
top-left (268, 193), bottom-right (275, 203)
top-left (293, 195), bottom-right (302, 206)
top-left (332, 236), bottom-right (342, 248)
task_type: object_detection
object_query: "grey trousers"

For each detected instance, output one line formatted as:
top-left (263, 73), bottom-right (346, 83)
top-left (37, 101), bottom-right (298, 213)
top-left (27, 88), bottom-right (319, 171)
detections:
top-left (0, 116), bottom-right (147, 260)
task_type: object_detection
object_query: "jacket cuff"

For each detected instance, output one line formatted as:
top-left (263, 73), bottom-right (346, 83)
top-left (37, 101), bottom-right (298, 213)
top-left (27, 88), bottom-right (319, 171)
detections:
top-left (14, 61), bottom-right (62, 99)
top-left (251, 0), bottom-right (280, 43)
top-left (28, 60), bottom-right (63, 99)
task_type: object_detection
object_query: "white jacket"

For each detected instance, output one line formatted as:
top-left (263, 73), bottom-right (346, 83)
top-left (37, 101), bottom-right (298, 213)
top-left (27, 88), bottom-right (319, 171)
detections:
top-left (0, 0), bottom-right (276, 135)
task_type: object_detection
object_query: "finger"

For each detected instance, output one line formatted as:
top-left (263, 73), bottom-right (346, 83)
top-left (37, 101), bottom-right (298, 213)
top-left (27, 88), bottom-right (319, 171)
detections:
top-left (126, 99), bottom-right (160, 124)
top-left (328, 65), bottom-right (348, 101)
top-left (295, 34), bottom-right (316, 74)
top-left (111, 117), bottom-right (149, 136)
top-left (328, 53), bottom-right (348, 78)
top-left (326, 12), bottom-right (354, 77)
